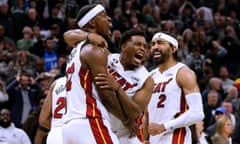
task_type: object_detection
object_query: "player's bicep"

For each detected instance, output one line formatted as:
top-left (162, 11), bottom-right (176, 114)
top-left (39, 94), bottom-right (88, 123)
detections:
top-left (81, 45), bottom-right (113, 95)
top-left (177, 67), bottom-right (200, 95)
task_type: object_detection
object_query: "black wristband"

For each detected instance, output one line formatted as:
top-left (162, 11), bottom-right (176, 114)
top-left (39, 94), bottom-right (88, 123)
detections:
top-left (38, 125), bottom-right (50, 133)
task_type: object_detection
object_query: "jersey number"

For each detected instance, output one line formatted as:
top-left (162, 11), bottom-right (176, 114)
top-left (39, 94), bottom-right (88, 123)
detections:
top-left (66, 63), bottom-right (75, 91)
top-left (53, 97), bottom-right (66, 119)
top-left (157, 94), bottom-right (166, 108)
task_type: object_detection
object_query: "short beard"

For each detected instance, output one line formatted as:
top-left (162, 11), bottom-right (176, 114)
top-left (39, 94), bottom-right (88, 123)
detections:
top-left (0, 121), bottom-right (11, 128)
top-left (153, 54), bottom-right (168, 65)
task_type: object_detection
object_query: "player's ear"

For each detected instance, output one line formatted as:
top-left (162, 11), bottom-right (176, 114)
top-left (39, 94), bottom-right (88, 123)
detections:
top-left (172, 46), bottom-right (177, 53)
top-left (121, 43), bottom-right (127, 52)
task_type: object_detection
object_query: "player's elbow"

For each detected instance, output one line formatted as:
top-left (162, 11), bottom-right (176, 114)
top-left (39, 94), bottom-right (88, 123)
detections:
top-left (130, 106), bottom-right (142, 119)
top-left (198, 109), bottom-right (205, 120)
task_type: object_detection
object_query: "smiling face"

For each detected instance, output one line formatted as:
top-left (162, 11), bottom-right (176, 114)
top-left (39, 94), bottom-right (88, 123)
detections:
top-left (121, 35), bottom-right (147, 70)
top-left (151, 38), bottom-right (173, 65)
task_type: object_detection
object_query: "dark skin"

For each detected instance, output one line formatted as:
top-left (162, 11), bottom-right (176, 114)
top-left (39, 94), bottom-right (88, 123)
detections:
top-left (77, 11), bottom-right (137, 133)
top-left (34, 81), bottom-right (55, 144)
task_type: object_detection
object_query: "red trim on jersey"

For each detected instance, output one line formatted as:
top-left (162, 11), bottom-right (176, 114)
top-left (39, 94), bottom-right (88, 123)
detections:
top-left (79, 67), bottom-right (113, 144)
top-left (89, 118), bottom-right (114, 144)
top-left (172, 90), bottom-right (188, 143)
top-left (136, 114), bottom-right (144, 142)
top-left (172, 127), bottom-right (186, 144)
top-left (79, 67), bottom-right (101, 118)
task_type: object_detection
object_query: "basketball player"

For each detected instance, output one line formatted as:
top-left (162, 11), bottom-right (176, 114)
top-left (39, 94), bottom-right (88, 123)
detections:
top-left (61, 4), bottom-right (135, 144)
top-left (34, 76), bottom-right (66, 144)
top-left (64, 28), bottom-right (154, 143)
top-left (145, 32), bottom-right (204, 144)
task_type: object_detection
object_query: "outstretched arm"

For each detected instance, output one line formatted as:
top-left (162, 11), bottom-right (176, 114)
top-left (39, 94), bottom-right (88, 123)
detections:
top-left (64, 29), bottom-right (108, 48)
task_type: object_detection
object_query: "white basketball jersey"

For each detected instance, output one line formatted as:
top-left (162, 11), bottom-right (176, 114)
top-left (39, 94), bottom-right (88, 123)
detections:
top-left (108, 53), bottom-right (150, 138)
top-left (148, 62), bottom-right (191, 144)
top-left (63, 41), bottom-right (109, 123)
top-left (51, 77), bottom-right (66, 128)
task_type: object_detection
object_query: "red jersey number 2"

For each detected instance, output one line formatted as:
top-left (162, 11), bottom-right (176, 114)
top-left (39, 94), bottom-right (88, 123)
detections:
top-left (157, 94), bottom-right (166, 108)
top-left (53, 97), bottom-right (66, 119)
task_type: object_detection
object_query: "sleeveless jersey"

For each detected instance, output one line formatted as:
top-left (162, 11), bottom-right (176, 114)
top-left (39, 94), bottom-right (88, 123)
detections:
top-left (63, 41), bottom-right (109, 122)
top-left (108, 53), bottom-right (150, 138)
top-left (148, 62), bottom-right (191, 144)
top-left (51, 77), bottom-right (66, 128)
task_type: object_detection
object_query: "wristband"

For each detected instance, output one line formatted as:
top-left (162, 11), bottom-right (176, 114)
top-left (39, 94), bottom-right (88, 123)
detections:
top-left (38, 125), bottom-right (50, 133)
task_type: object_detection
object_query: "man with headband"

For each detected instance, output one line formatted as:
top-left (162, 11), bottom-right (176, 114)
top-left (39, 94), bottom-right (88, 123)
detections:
top-left (61, 4), bottom-right (134, 144)
top-left (144, 32), bottom-right (204, 144)
top-left (63, 27), bottom-right (154, 143)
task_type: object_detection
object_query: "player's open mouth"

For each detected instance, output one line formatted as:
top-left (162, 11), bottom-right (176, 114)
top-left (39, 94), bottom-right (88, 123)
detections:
top-left (152, 51), bottom-right (161, 58)
top-left (135, 53), bottom-right (143, 60)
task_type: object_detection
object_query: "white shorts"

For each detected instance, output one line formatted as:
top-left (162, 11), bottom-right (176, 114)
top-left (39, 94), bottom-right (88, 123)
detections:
top-left (118, 135), bottom-right (142, 144)
top-left (62, 118), bottom-right (119, 144)
top-left (47, 127), bottom-right (63, 144)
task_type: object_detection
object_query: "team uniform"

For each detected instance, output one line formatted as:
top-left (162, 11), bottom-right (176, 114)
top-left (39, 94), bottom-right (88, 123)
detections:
top-left (47, 77), bottom-right (66, 144)
top-left (108, 53), bottom-right (150, 144)
top-left (62, 42), bottom-right (119, 144)
top-left (148, 63), bottom-right (192, 144)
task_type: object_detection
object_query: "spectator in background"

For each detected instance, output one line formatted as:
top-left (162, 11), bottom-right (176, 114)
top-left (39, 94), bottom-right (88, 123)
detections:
top-left (111, 7), bottom-right (122, 30)
top-left (211, 115), bottom-right (233, 144)
top-left (35, 72), bottom-right (55, 91)
top-left (22, 96), bottom-right (45, 143)
top-left (32, 58), bottom-right (46, 79)
top-left (196, 29), bottom-right (209, 55)
top-left (219, 66), bottom-right (235, 93)
top-left (10, 0), bottom-right (28, 40)
top-left (226, 85), bottom-right (238, 101)
top-left (185, 41), bottom-right (205, 82)
top-left (109, 29), bottom-right (121, 53)
top-left (221, 25), bottom-right (240, 78)
top-left (202, 77), bottom-right (224, 107)
top-left (0, 109), bottom-right (31, 144)
top-left (14, 50), bottom-right (39, 76)
top-left (17, 26), bottom-right (34, 51)
top-left (0, 2), bottom-right (14, 39)
top-left (0, 25), bottom-right (13, 44)
top-left (203, 90), bottom-right (221, 130)
top-left (205, 39), bottom-right (228, 76)
top-left (7, 71), bottom-right (41, 128)
top-left (176, 35), bottom-right (188, 63)
top-left (25, 8), bottom-right (39, 28)
top-left (42, 37), bottom-right (58, 72)
top-left (221, 100), bottom-right (236, 128)
top-left (29, 25), bottom-right (45, 58)
top-left (0, 79), bottom-right (8, 110)
top-left (206, 107), bottom-right (227, 137)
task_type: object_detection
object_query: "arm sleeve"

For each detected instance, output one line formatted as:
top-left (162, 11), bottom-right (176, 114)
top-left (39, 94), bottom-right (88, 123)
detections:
top-left (163, 92), bottom-right (205, 131)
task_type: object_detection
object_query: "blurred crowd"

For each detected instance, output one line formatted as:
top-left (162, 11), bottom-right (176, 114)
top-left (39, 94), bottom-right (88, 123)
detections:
top-left (0, 0), bottom-right (240, 143)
